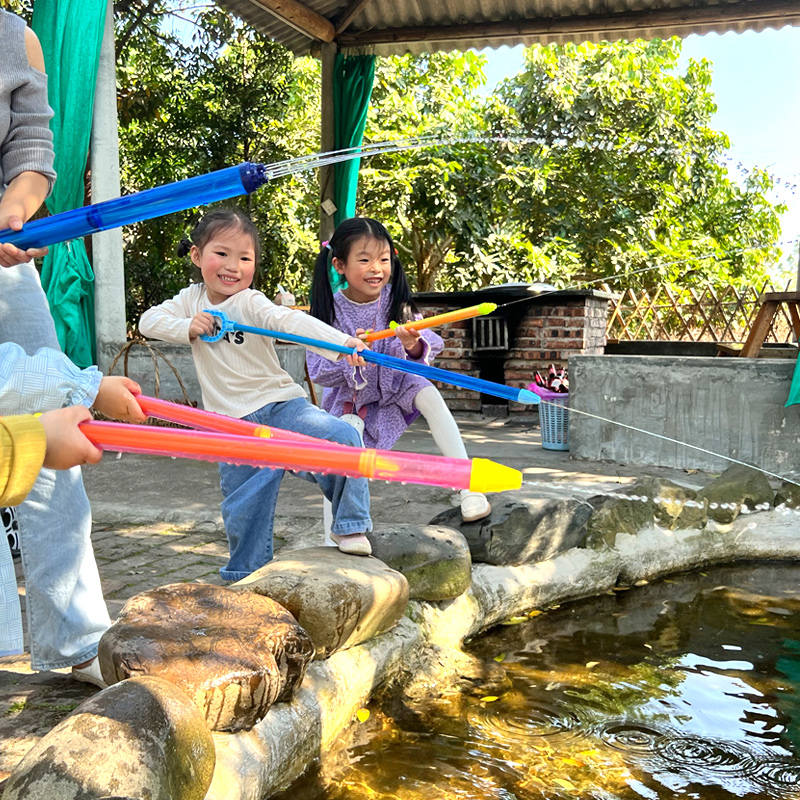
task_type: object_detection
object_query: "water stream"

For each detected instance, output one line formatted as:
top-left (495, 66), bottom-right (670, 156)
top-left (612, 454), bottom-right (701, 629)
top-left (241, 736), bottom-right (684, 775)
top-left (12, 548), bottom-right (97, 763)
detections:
top-left (282, 563), bottom-right (800, 800)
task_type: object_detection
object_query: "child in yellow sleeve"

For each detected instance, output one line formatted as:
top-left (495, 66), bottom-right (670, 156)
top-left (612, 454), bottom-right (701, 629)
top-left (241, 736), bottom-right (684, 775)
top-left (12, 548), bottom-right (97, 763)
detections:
top-left (0, 405), bottom-right (102, 506)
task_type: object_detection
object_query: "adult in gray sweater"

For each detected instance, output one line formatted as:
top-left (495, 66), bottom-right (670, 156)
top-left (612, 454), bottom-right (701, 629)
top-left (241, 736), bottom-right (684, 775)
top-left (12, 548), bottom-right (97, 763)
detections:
top-left (0, 8), bottom-right (144, 687)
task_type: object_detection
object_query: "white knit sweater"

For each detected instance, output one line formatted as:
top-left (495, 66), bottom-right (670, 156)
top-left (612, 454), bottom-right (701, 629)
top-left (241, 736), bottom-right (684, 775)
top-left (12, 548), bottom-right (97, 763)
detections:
top-left (139, 284), bottom-right (352, 417)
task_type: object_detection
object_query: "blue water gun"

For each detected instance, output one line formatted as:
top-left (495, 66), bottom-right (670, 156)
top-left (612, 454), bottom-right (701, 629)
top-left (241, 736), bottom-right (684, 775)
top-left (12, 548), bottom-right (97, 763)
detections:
top-left (200, 310), bottom-right (539, 406)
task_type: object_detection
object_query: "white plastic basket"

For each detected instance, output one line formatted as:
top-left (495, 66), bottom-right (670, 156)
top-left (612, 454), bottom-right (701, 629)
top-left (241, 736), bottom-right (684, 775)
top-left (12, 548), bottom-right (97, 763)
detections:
top-left (539, 395), bottom-right (570, 451)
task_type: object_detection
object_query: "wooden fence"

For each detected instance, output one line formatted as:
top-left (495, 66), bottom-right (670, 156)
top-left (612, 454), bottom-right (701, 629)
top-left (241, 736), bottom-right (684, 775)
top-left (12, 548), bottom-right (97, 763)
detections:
top-left (604, 282), bottom-right (796, 343)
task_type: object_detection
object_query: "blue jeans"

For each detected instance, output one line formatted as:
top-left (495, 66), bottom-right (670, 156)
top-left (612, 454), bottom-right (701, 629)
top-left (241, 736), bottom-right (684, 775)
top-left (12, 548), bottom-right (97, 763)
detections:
top-left (0, 263), bottom-right (111, 670)
top-left (218, 396), bottom-right (372, 581)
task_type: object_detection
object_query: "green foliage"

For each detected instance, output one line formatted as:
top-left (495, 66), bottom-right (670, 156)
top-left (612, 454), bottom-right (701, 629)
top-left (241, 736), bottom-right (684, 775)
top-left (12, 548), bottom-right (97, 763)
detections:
top-left (115, 1), bottom-right (320, 329)
top-left (359, 51), bottom-right (512, 291)
top-left (357, 39), bottom-right (783, 294)
top-left (111, 10), bottom-right (784, 320)
top-left (497, 39), bottom-right (784, 290)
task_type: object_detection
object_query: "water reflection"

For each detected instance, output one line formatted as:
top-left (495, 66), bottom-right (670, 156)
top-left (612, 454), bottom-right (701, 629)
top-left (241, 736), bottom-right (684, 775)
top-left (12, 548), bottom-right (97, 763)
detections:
top-left (280, 564), bottom-right (800, 800)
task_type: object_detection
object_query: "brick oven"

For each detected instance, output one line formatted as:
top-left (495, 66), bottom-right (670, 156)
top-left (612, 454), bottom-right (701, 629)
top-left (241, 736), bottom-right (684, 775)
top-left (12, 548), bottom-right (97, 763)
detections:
top-left (413, 286), bottom-right (611, 416)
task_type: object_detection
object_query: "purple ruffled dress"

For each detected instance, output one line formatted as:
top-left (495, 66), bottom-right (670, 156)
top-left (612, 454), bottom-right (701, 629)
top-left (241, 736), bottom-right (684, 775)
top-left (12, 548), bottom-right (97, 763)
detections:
top-left (306, 287), bottom-right (443, 450)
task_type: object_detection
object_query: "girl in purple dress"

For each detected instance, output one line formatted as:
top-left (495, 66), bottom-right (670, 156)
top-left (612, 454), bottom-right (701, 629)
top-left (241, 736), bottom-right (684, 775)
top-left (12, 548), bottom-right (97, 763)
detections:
top-left (307, 217), bottom-right (491, 523)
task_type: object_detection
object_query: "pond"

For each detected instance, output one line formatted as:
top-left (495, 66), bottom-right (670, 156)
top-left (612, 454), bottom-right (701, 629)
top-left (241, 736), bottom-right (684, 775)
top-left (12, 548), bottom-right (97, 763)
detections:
top-left (280, 563), bottom-right (800, 800)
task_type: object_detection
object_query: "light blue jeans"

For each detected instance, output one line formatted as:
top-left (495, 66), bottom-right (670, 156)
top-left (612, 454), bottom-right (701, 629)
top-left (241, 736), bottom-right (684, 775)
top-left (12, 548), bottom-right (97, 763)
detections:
top-left (218, 396), bottom-right (372, 581)
top-left (0, 263), bottom-right (111, 670)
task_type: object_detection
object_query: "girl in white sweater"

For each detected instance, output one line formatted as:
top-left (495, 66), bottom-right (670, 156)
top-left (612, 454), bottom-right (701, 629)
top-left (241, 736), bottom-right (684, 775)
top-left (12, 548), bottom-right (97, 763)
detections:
top-left (139, 208), bottom-right (373, 578)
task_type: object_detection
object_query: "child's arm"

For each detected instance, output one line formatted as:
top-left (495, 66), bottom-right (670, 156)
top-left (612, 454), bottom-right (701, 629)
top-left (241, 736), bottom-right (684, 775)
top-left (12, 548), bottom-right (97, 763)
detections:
top-left (306, 341), bottom-right (374, 389)
top-left (0, 26), bottom-right (57, 268)
top-left (0, 413), bottom-right (46, 506)
top-left (0, 342), bottom-right (102, 412)
top-left (0, 406), bottom-right (103, 506)
top-left (389, 324), bottom-right (444, 365)
top-left (250, 294), bottom-right (368, 366)
top-left (0, 342), bottom-right (146, 423)
top-left (139, 289), bottom-right (196, 344)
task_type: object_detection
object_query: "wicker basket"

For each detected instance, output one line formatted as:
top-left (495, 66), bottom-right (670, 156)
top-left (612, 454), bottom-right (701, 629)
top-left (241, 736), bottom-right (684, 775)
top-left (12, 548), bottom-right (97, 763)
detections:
top-left (103, 339), bottom-right (197, 426)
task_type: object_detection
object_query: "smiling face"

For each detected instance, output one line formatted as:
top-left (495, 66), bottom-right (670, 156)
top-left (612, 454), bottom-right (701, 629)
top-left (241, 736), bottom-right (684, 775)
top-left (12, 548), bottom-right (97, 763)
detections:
top-left (335, 236), bottom-right (392, 303)
top-left (192, 226), bottom-right (257, 305)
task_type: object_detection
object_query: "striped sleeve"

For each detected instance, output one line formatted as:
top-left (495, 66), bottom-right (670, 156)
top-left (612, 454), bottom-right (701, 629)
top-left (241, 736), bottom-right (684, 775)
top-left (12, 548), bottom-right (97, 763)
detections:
top-left (0, 342), bottom-right (102, 414)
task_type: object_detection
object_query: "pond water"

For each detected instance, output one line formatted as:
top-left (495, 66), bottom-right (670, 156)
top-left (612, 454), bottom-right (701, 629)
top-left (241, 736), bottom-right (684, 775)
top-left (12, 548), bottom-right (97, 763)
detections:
top-left (282, 563), bottom-right (800, 800)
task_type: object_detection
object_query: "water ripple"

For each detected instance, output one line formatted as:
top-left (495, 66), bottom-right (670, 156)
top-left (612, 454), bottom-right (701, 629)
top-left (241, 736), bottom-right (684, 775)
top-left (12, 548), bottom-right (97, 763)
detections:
top-left (467, 699), bottom-right (586, 745)
top-left (654, 735), bottom-right (758, 776)
top-left (596, 720), bottom-right (670, 754)
top-left (751, 760), bottom-right (800, 795)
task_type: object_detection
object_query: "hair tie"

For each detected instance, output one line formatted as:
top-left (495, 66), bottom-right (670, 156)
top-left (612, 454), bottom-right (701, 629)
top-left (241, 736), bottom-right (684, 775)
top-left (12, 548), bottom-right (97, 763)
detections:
top-left (322, 240), bottom-right (331, 251)
top-left (176, 237), bottom-right (193, 258)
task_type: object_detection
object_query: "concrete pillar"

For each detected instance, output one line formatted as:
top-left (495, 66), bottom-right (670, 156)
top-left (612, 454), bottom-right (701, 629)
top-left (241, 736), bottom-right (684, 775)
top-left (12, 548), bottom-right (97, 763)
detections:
top-left (319, 42), bottom-right (337, 243)
top-left (91, 0), bottom-right (127, 371)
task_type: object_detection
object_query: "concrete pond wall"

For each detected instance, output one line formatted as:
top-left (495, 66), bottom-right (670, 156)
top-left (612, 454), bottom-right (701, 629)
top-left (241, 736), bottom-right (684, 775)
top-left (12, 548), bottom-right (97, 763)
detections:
top-left (569, 354), bottom-right (800, 475)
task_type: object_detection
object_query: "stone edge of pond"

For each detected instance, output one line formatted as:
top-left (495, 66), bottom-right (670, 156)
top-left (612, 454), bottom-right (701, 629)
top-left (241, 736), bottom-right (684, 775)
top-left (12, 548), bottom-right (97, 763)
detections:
top-left (205, 510), bottom-right (800, 799)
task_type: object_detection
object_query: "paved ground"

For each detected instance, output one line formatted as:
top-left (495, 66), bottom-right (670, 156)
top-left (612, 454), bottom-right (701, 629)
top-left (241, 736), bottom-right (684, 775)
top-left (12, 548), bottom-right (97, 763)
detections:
top-left (0, 414), bottom-right (705, 786)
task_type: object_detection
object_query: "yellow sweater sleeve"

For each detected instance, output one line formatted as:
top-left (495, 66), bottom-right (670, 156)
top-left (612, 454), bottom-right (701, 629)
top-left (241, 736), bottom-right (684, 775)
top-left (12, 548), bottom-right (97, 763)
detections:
top-left (0, 415), bottom-right (47, 507)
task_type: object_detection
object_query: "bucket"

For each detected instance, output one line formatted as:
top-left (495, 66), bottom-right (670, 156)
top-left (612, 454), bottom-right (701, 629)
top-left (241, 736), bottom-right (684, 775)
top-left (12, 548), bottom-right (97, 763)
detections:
top-left (539, 395), bottom-right (570, 451)
top-left (527, 383), bottom-right (570, 451)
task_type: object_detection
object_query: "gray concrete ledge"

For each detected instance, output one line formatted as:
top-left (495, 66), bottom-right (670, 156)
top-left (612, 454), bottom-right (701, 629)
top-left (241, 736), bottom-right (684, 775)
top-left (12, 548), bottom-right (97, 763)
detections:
top-left (570, 355), bottom-right (800, 474)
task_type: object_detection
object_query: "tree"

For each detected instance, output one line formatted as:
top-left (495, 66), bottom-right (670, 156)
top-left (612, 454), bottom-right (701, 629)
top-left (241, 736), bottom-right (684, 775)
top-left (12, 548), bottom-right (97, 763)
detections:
top-left (114, 1), bottom-right (321, 327)
top-left (497, 38), bottom-right (784, 290)
top-left (358, 51), bottom-right (519, 292)
top-left (356, 40), bottom-right (784, 294)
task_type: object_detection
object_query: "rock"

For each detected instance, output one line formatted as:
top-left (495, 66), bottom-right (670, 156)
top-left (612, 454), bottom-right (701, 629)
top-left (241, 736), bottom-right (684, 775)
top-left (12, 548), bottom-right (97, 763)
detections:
top-left (775, 479), bottom-right (800, 510)
top-left (585, 493), bottom-right (654, 549)
top-left (430, 493), bottom-right (592, 565)
top-left (624, 476), bottom-right (707, 531)
top-left (2, 676), bottom-right (214, 800)
top-left (697, 464), bottom-right (774, 524)
top-left (366, 524), bottom-right (472, 601)
top-left (232, 547), bottom-right (409, 659)
top-left (98, 583), bottom-right (314, 732)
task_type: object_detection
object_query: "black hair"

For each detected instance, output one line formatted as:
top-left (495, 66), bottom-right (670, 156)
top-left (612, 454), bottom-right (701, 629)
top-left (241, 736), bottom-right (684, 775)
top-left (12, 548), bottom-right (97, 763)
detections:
top-left (178, 207), bottom-right (262, 276)
top-left (309, 217), bottom-right (418, 326)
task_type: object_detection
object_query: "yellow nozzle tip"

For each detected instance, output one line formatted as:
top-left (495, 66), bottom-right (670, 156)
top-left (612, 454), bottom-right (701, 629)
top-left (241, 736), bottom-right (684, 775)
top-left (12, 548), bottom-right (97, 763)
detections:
top-left (478, 303), bottom-right (497, 315)
top-left (255, 426), bottom-right (272, 438)
top-left (469, 458), bottom-right (522, 493)
top-left (389, 321), bottom-right (398, 330)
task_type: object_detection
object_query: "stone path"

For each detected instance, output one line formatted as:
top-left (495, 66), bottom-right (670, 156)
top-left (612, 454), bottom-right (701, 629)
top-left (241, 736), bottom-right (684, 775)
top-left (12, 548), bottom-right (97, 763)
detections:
top-left (0, 415), bottom-right (703, 788)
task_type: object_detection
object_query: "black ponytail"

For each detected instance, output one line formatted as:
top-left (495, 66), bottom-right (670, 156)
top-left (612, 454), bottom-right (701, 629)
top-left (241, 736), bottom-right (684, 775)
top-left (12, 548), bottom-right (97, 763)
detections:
top-left (310, 246), bottom-right (336, 325)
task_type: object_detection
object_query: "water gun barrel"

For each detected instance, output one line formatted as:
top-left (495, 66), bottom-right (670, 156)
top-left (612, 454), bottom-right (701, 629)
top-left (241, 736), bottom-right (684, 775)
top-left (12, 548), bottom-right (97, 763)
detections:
top-left (135, 395), bottom-right (321, 443)
top-left (80, 421), bottom-right (522, 492)
top-left (364, 302), bottom-right (498, 342)
top-left (230, 321), bottom-right (539, 406)
top-left (0, 163), bottom-right (270, 250)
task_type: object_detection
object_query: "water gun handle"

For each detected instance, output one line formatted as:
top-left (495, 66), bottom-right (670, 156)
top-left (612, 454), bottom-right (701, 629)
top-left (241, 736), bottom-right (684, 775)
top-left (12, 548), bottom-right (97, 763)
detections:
top-left (199, 309), bottom-right (237, 343)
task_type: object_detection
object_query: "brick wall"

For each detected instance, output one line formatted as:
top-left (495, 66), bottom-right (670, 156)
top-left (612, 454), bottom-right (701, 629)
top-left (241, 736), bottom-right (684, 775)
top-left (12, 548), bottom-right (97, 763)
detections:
top-left (415, 293), bottom-right (609, 415)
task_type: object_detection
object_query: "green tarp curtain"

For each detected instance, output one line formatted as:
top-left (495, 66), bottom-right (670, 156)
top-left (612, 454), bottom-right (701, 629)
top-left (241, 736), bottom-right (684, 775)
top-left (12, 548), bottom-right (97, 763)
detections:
top-left (329, 52), bottom-right (375, 292)
top-left (32, 0), bottom-right (107, 368)
top-left (786, 358), bottom-right (800, 407)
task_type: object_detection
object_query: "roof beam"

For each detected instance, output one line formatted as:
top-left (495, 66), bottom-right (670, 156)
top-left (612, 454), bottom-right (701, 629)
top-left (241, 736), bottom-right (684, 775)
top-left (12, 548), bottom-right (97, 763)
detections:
top-left (255, 0), bottom-right (335, 41)
top-left (334, 0), bottom-right (375, 35)
top-left (337, 0), bottom-right (798, 46)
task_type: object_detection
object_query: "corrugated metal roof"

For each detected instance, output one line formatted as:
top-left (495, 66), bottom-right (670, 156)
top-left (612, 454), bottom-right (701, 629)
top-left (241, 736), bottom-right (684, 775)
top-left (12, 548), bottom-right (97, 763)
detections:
top-left (216, 0), bottom-right (800, 56)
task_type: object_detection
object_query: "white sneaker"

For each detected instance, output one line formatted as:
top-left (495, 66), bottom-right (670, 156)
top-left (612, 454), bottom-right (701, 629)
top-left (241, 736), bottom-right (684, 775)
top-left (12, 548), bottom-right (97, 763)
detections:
top-left (71, 657), bottom-right (108, 689)
top-left (331, 532), bottom-right (372, 556)
top-left (460, 492), bottom-right (491, 522)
